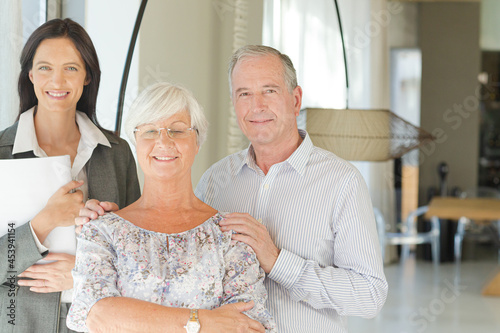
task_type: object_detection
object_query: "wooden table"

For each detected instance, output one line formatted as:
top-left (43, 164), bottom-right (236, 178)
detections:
top-left (425, 197), bottom-right (500, 221)
top-left (425, 197), bottom-right (500, 296)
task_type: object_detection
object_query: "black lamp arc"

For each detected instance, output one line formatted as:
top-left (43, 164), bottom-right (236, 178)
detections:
top-left (333, 0), bottom-right (349, 109)
top-left (114, 0), bottom-right (148, 135)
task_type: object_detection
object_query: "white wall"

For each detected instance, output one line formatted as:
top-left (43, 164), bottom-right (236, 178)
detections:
top-left (85, 0), bottom-right (141, 134)
top-left (419, 2), bottom-right (480, 201)
top-left (62, 0), bottom-right (84, 25)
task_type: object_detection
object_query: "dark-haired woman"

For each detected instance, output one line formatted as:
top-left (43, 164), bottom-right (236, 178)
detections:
top-left (0, 18), bottom-right (140, 332)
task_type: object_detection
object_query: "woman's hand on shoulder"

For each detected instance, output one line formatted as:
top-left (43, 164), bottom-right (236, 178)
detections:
top-left (200, 301), bottom-right (265, 333)
top-left (31, 180), bottom-right (85, 242)
top-left (75, 199), bottom-right (119, 234)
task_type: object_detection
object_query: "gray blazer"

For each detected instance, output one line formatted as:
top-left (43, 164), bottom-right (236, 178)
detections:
top-left (0, 122), bottom-right (141, 332)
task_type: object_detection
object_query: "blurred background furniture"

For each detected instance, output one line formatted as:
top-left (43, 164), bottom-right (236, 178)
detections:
top-left (457, 187), bottom-right (500, 263)
top-left (426, 196), bottom-right (500, 265)
top-left (374, 206), bottom-right (440, 265)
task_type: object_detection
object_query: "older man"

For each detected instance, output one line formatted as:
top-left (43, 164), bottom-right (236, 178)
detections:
top-left (194, 45), bottom-right (387, 332)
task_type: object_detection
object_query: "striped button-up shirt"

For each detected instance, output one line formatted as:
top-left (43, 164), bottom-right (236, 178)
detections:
top-left (195, 130), bottom-right (387, 332)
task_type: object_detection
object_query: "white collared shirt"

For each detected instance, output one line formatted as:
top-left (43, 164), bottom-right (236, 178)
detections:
top-left (14, 107), bottom-right (110, 302)
top-left (196, 130), bottom-right (387, 332)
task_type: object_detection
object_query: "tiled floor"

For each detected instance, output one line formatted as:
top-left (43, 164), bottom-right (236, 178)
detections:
top-left (348, 255), bottom-right (500, 332)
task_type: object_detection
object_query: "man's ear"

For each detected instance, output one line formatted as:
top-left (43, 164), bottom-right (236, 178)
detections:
top-left (293, 85), bottom-right (303, 116)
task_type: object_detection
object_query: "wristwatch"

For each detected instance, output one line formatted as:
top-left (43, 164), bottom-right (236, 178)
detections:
top-left (184, 309), bottom-right (201, 333)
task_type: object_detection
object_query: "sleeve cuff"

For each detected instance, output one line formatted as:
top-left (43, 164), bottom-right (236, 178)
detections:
top-left (267, 249), bottom-right (306, 289)
top-left (29, 222), bottom-right (49, 253)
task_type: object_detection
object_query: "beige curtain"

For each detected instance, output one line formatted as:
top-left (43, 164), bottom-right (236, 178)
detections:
top-left (367, 0), bottom-right (396, 245)
top-left (227, 0), bottom-right (250, 155)
top-left (0, 1), bottom-right (22, 130)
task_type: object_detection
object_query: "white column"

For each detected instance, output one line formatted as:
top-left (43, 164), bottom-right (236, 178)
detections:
top-left (0, 1), bottom-right (22, 130)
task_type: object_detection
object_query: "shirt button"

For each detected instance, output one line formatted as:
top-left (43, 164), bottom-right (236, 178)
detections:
top-left (264, 184), bottom-right (269, 190)
top-left (257, 218), bottom-right (263, 223)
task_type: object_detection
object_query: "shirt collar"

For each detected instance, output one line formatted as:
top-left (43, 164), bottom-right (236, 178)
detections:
top-left (75, 111), bottom-right (111, 148)
top-left (12, 107), bottom-right (110, 156)
top-left (287, 129), bottom-right (313, 176)
top-left (12, 107), bottom-right (43, 156)
top-left (241, 129), bottom-right (313, 176)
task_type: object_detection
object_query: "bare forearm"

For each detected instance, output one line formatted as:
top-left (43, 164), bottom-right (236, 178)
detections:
top-left (87, 297), bottom-right (189, 333)
top-left (85, 298), bottom-right (264, 333)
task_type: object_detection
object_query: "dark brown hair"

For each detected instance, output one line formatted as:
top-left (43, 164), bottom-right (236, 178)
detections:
top-left (18, 18), bottom-right (101, 125)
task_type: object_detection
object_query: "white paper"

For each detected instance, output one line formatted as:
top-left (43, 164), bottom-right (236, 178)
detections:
top-left (0, 155), bottom-right (76, 257)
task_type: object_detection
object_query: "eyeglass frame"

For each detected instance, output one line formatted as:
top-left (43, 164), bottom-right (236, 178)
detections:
top-left (133, 125), bottom-right (198, 140)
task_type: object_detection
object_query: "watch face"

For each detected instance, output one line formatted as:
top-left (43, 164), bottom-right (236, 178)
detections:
top-left (185, 321), bottom-right (201, 333)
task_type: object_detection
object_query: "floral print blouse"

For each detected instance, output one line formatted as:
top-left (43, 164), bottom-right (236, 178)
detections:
top-left (67, 212), bottom-right (276, 332)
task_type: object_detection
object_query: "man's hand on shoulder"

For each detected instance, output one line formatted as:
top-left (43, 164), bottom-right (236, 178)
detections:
top-left (220, 213), bottom-right (280, 274)
top-left (75, 199), bottom-right (119, 233)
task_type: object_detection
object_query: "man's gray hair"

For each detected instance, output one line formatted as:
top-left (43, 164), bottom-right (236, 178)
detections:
top-left (125, 82), bottom-right (208, 147)
top-left (228, 45), bottom-right (298, 95)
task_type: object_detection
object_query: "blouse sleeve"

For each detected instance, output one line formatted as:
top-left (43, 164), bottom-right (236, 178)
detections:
top-left (222, 238), bottom-right (277, 332)
top-left (66, 220), bottom-right (121, 332)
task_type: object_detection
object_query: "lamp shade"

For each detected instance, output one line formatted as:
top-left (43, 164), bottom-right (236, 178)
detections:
top-left (305, 108), bottom-right (435, 161)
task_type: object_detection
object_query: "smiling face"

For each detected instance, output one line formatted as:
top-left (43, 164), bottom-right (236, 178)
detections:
top-left (230, 54), bottom-right (302, 150)
top-left (29, 37), bottom-right (88, 114)
top-left (135, 110), bottom-right (199, 182)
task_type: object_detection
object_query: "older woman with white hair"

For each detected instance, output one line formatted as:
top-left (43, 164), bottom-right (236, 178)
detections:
top-left (66, 82), bottom-right (276, 332)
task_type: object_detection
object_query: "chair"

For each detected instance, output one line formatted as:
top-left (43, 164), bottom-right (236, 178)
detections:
top-left (374, 206), bottom-right (440, 265)
top-left (456, 187), bottom-right (500, 263)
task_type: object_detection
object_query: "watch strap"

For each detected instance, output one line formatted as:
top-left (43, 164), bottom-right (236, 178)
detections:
top-left (184, 309), bottom-right (200, 333)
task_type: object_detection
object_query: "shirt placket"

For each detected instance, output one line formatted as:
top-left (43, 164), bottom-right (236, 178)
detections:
top-left (254, 164), bottom-right (280, 225)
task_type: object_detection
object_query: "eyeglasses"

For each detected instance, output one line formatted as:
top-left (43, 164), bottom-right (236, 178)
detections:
top-left (134, 125), bottom-right (197, 140)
